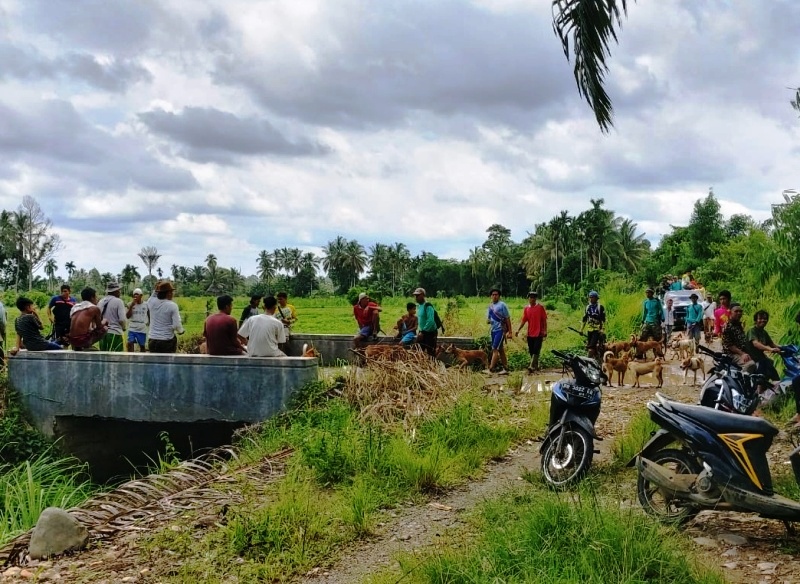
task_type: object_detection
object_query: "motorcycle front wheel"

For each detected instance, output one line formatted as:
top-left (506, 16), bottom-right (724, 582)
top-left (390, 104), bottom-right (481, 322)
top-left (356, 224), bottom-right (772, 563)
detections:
top-left (541, 426), bottom-right (593, 488)
top-left (637, 448), bottom-right (700, 524)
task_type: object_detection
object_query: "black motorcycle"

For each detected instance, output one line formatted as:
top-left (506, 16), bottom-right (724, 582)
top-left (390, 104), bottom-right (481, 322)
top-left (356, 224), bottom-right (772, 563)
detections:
top-left (540, 350), bottom-right (606, 488)
top-left (631, 392), bottom-right (800, 525)
top-left (697, 344), bottom-right (766, 415)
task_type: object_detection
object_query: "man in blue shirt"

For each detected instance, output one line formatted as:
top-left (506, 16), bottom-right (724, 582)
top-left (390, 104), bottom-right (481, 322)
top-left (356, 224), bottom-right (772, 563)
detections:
top-left (685, 293), bottom-right (704, 344)
top-left (486, 289), bottom-right (512, 375)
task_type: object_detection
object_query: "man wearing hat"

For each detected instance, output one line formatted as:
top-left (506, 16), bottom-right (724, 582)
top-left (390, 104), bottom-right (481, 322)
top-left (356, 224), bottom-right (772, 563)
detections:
top-left (414, 287), bottom-right (438, 358)
top-left (639, 287), bottom-right (663, 345)
top-left (97, 281), bottom-right (127, 352)
top-left (352, 292), bottom-right (381, 350)
top-left (126, 288), bottom-right (149, 352)
top-left (147, 281), bottom-right (184, 353)
top-left (516, 291), bottom-right (547, 373)
top-left (685, 292), bottom-right (704, 344)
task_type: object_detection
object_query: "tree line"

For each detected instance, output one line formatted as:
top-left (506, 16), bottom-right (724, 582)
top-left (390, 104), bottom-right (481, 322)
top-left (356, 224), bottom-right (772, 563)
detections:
top-left (6, 191), bottom-right (798, 307)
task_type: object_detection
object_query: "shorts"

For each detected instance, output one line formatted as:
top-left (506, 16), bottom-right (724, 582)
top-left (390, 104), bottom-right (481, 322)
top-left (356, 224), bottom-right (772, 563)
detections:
top-left (527, 336), bottom-right (544, 357)
top-left (98, 333), bottom-right (124, 352)
top-left (149, 336), bottom-right (177, 354)
top-left (128, 331), bottom-right (146, 347)
top-left (358, 325), bottom-right (373, 338)
top-left (491, 329), bottom-right (505, 351)
top-left (400, 331), bottom-right (416, 345)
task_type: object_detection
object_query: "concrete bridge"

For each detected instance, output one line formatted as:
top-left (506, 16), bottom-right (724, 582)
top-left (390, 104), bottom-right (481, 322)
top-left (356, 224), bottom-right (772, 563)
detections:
top-left (9, 351), bottom-right (318, 437)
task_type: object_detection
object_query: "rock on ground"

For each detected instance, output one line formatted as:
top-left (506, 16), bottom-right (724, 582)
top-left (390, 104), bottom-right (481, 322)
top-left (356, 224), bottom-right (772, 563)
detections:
top-left (29, 507), bottom-right (89, 560)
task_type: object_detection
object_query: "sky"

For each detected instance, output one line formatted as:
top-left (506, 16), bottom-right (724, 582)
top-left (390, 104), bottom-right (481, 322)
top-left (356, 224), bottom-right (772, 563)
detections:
top-left (1, 0), bottom-right (798, 280)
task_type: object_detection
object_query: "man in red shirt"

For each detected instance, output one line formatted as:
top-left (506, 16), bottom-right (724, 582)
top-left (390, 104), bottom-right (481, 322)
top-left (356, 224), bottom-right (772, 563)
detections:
top-left (516, 291), bottom-right (548, 373)
top-left (203, 295), bottom-right (244, 356)
top-left (353, 292), bottom-right (381, 350)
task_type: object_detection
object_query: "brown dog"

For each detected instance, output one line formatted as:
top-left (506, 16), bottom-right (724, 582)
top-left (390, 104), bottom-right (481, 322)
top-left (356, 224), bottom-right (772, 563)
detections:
top-left (630, 334), bottom-right (664, 361)
top-left (603, 351), bottom-right (630, 387)
top-left (302, 343), bottom-right (320, 358)
top-left (680, 356), bottom-right (705, 386)
top-left (444, 344), bottom-right (488, 369)
top-left (630, 357), bottom-right (665, 388)
top-left (605, 340), bottom-right (632, 357)
top-left (364, 344), bottom-right (405, 361)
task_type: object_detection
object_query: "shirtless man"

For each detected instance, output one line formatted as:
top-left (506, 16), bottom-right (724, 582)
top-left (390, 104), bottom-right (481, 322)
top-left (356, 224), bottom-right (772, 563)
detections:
top-left (69, 287), bottom-right (108, 351)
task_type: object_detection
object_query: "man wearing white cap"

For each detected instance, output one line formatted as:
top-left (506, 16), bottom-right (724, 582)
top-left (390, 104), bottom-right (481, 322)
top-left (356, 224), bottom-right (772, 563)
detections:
top-left (126, 288), bottom-right (149, 352)
top-left (352, 292), bottom-right (381, 350)
top-left (97, 281), bottom-right (127, 352)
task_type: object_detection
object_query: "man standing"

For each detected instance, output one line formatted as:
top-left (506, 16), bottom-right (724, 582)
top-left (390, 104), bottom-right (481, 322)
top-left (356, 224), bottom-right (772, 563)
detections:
top-left (685, 293), bottom-right (704, 344)
top-left (352, 292), bottom-right (381, 350)
top-left (239, 295), bottom-right (262, 326)
top-left (97, 281), bottom-right (127, 352)
top-left (47, 285), bottom-right (77, 346)
top-left (714, 290), bottom-right (732, 337)
top-left (486, 288), bottom-right (512, 375)
top-left (414, 288), bottom-right (438, 358)
top-left (275, 291), bottom-right (297, 353)
top-left (579, 291), bottom-right (605, 361)
top-left (640, 287), bottom-right (663, 343)
top-left (662, 297), bottom-right (675, 345)
top-left (516, 291), bottom-right (547, 373)
top-left (13, 297), bottom-right (63, 352)
top-left (204, 295), bottom-right (244, 356)
top-left (147, 281), bottom-right (184, 354)
top-left (69, 288), bottom-right (107, 351)
top-left (703, 294), bottom-right (716, 342)
top-left (238, 296), bottom-right (286, 357)
top-left (126, 288), bottom-right (149, 352)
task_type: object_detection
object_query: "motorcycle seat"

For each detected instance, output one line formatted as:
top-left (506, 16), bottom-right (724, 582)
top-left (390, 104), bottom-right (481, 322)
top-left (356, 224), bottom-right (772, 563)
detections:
top-left (667, 400), bottom-right (779, 437)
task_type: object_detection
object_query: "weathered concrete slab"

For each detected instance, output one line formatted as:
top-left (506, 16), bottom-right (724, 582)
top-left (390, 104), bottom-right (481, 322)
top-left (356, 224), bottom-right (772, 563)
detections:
top-left (286, 334), bottom-right (477, 365)
top-left (9, 351), bottom-right (318, 436)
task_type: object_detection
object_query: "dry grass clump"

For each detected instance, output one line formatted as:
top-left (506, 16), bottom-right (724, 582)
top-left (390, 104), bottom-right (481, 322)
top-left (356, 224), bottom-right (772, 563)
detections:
top-left (341, 350), bottom-right (479, 428)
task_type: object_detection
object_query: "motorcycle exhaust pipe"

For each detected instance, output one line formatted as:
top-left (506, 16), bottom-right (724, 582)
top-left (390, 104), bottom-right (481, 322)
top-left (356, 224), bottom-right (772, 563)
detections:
top-left (637, 457), bottom-right (695, 497)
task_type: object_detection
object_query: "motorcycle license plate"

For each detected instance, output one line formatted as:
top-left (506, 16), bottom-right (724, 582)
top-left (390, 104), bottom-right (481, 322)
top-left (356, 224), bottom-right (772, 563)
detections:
top-left (565, 384), bottom-right (594, 399)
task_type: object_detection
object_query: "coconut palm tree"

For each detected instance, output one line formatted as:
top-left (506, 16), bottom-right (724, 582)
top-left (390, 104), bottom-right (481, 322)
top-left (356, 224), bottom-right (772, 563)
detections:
top-left (64, 261), bottom-right (76, 281)
top-left (137, 246), bottom-right (161, 289)
top-left (321, 236), bottom-right (348, 292)
top-left (257, 250), bottom-right (276, 293)
top-left (552, 0), bottom-right (629, 131)
top-left (387, 242), bottom-right (411, 296)
top-left (44, 258), bottom-right (57, 292)
top-left (615, 217), bottom-right (649, 273)
top-left (204, 254), bottom-right (220, 293)
top-left (343, 239), bottom-right (368, 288)
top-left (120, 264), bottom-right (141, 294)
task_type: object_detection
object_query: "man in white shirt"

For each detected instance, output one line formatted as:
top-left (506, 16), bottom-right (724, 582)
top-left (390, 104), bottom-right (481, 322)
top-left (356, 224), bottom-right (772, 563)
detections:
top-left (237, 296), bottom-right (286, 358)
top-left (147, 281), bottom-right (184, 353)
top-left (703, 294), bottom-right (716, 342)
top-left (97, 281), bottom-right (127, 351)
top-left (126, 288), bottom-right (149, 352)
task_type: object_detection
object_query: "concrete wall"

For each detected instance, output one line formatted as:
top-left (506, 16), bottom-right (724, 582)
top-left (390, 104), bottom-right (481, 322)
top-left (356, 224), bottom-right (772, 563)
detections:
top-left (286, 333), bottom-right (478, 365)
top-left (9, 351), bottom-right (318, 436)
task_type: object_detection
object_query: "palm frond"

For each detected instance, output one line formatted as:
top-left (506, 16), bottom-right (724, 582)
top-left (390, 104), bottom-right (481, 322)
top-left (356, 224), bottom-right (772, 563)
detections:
top-left (552, 0), bottom-right (629, 132)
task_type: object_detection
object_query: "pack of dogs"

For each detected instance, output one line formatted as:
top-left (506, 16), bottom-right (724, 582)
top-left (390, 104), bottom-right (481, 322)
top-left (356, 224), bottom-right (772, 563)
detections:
top-left (599, 330), bottom-right (704, 388)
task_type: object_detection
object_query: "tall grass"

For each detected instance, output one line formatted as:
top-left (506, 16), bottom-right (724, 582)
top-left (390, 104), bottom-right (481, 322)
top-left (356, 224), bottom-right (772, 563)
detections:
top-left (374, 487), bottom-right (724, 584)
top-left (0, 452), bottom-right (94, 544)
top-left (611, 409), bottom-right (661, 468)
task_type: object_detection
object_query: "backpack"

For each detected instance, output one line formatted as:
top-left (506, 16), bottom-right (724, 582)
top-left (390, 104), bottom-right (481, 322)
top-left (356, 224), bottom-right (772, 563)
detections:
top-left (425, 302), bottom-right (445, 333)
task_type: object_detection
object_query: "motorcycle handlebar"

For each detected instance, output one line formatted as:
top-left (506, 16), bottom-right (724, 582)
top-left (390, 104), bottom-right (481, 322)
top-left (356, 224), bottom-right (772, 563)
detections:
top-left (551, 349), bottom-right (571, 361)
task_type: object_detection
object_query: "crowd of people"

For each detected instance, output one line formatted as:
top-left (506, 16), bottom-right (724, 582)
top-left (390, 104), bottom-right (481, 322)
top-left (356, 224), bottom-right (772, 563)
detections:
top-left (6, 281), bottom-right (300, 359)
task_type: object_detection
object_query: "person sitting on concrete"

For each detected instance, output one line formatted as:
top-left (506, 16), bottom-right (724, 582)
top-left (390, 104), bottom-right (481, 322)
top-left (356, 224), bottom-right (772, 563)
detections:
top-left (147, 281), bottom-right (185, 354)
top-left (395, 302), bottom-right (418, 347)
top-left (239, 295), bottom-right (262, 326)
top-left (12, 297), bottom-right (63, 353)
top-left (204, 295), bottom-right (244, 356)
top-left (237, 296), bottom-right (286, 358)
top-left (68, 288), bottom-right (108, 351)
top-left (97, 281), bottom-right (127, 352)
top-left (353, 292), bottom-right (381, 350)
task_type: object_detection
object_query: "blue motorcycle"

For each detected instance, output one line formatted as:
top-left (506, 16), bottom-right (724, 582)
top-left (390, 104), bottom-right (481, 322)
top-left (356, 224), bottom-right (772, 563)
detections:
top-left (540, 350), bottom-right (606, 488)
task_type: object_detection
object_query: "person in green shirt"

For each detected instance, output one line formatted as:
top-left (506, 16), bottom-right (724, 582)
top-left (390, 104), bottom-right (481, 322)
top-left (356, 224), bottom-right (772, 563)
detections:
top-left (685, 293), bottom-right (704, 344)
top-left (639, 288), bottom-right (663, 343)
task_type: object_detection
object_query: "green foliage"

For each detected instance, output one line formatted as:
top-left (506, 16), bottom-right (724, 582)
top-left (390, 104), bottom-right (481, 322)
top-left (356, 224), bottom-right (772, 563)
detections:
top-left (0, 377), bottom-right (54, 466)
top-left (687, 190), bottom-right (725, 262)
top-left (611, 409), bottom-right (660, 467)
top-left (380, 487), bottom-right (724, 584)
top-left (0, 452), bottom-right (94, 545)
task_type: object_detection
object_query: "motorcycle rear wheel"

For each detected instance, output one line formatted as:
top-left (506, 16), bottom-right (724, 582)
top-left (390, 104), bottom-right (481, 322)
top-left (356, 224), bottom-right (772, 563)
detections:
top-left (541, 426), bottom-right (593, 488)
top-left (637, 448), bottom-right (700, 524)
